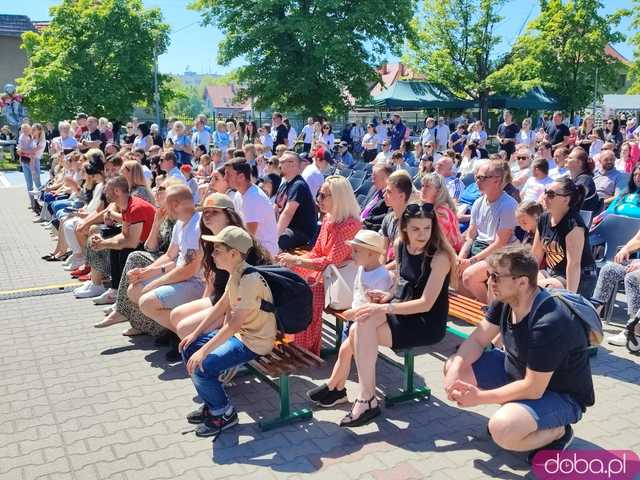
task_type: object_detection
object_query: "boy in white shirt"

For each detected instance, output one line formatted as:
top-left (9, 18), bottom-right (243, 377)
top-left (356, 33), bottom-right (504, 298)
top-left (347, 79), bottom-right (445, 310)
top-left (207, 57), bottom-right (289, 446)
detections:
top-left (307, 230), bottom-right (393, 407)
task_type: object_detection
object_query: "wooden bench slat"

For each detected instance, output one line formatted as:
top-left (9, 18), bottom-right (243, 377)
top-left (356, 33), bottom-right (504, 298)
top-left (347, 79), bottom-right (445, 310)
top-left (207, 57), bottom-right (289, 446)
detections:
top-left (285, 342), bottom-right (324, 368)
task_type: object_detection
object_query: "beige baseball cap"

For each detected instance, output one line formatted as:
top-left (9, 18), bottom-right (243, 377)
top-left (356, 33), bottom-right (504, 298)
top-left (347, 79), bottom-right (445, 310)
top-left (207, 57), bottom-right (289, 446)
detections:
top-left (198, 192), bottom-right (234, 211)
top-left (201, 225), bottom-right (253, 254)
top-left (347, 229), bottom-right (386, 255)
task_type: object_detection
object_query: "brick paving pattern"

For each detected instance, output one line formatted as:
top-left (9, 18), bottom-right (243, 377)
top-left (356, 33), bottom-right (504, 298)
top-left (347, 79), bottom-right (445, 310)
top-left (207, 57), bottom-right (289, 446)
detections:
top-left (0, 186), bottom-right (638, 480)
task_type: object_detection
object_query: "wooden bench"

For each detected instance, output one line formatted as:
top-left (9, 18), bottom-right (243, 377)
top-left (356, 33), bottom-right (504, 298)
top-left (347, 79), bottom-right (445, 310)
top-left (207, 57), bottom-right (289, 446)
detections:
top-left (446, 291), bottom-right (486, 340)
top-left (243, 338), bottom-right (324, 431)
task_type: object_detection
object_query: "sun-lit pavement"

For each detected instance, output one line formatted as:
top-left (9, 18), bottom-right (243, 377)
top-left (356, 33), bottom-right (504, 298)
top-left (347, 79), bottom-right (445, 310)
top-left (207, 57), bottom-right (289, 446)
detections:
top-left (0, 184), bottom-right (639, 480)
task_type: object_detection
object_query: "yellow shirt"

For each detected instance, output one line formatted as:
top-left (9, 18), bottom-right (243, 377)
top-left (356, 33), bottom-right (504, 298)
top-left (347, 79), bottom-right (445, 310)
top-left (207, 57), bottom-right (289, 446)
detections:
top-left (226, 261), bottom-right (277, 356)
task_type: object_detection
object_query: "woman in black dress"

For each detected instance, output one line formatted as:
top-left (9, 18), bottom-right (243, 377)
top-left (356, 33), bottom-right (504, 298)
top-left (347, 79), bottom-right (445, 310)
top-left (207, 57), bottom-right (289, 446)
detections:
top-left (340, 204), bottom-right (457, 427)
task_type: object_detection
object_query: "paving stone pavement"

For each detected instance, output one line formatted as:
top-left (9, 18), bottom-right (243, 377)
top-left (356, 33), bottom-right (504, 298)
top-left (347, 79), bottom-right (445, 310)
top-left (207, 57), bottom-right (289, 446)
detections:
top-left (0, 185), bottom-right (639, 480)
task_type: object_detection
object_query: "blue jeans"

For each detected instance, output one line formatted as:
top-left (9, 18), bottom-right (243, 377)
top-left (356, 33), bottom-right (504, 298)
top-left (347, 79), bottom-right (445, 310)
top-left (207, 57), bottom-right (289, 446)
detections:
top-left (21, 158), bottom-right (42, 200)
top-left (182, 331), bottom-right (257, 415)
top-left (472, 349), bottom-right (583, 430)
top-left (50, 199), bottom-right (71, 216)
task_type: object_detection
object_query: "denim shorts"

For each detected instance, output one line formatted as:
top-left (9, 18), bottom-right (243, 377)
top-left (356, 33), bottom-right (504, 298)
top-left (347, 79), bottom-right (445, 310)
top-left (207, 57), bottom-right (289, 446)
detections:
top-left (471, 349), bottom-right (583, 430)
top-left (144, 276), bottom-right (206, 309)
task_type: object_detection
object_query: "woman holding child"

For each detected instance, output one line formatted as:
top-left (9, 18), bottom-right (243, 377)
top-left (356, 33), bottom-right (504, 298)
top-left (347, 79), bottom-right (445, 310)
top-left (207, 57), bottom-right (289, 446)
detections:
top-left (309, 204), bottom-right (457, 427)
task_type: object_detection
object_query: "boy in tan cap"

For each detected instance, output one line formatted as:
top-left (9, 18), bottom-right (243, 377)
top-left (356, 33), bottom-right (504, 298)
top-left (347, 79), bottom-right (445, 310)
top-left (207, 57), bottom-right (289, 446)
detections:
top-left (179, 225), bottom-right (276, 438)
top-left (307, 229), bottom-right (393, 408)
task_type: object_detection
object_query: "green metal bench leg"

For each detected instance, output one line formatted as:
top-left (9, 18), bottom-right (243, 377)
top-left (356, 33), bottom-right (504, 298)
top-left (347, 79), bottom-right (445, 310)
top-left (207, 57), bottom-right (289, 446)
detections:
top-left (446, 325), bottom-right (470, 340)
top-left (383, 351), bottom-right (431, 407)
top-left (321, 316), bottom-right (344, 358)
top-left (258, 374), bottom-right (313, 431)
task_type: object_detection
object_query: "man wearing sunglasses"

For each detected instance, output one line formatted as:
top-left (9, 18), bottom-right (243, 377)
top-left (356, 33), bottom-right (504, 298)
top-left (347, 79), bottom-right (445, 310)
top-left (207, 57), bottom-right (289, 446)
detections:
top-left (444, 246), bottom-right (593, 464)
top-left (458, 161), bottom-right (517, 303)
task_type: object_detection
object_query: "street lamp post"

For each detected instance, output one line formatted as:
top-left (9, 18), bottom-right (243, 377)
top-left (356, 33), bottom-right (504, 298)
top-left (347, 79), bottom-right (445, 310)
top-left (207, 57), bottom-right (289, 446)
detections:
top-left (593, 66), bottom-right (598, 120)
top-left (153, 45), bottom-right (161, 127)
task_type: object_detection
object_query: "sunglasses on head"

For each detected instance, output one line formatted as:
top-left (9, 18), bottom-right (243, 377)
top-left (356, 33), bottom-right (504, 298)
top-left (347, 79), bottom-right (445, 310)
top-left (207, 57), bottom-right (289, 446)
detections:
top-left (403, 203), bottom-right (433, 218)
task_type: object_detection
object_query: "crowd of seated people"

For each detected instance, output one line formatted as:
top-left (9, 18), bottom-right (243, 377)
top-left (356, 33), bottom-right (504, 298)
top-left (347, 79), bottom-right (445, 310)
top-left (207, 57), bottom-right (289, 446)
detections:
top-left (24, 109), bottom-right (640, 458)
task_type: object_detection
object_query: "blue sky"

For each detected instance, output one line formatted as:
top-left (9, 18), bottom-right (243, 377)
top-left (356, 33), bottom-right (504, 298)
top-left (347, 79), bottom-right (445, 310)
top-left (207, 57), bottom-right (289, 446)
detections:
top-left (5, 0), bottom-right (636, 75)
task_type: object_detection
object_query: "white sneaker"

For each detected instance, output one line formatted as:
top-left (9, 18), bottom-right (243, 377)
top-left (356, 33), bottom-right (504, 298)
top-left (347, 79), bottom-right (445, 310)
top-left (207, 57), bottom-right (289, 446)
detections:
top-left (93, 288), bottom-right (116, 305)
top-left (607, 330), bottom-right (628, 346)
top-left (63, 255), bottom-right (86, 271)
top-left (75, 282), bottom-right (106, 299)
top-left (103, 305), bottom-right (114, 315)
top-left (73, 281), bottom-right (92, 296)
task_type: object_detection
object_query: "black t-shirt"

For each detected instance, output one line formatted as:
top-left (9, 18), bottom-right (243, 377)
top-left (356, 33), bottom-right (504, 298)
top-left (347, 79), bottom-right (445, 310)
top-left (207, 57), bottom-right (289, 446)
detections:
top-left (497, 122), bottom-right (520, 155)
top-left (275, 174), bottom-right (317, 238)
top-left (574, 173), bottom-right (601, 213)
top-left (537, 211), bottom-right (594, 277)
top-left (273, 124), bottom-right (289, 153)
top-left (81, 129), bottom-right (107, 152)
top-left (486, 292), bottom-right (595, 410)
top-left (546, 122), bottom-right (570, 147)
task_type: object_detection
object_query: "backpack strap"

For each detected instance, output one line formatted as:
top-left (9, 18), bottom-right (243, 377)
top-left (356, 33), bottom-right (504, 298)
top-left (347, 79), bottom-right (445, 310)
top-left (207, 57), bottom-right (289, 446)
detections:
top-left (240, 266), bottom-right (276, 314)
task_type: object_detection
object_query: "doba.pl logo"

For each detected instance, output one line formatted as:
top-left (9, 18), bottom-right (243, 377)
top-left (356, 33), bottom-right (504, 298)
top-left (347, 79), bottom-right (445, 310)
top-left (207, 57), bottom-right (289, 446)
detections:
top-left (532, 450), bottom-right (640, 479)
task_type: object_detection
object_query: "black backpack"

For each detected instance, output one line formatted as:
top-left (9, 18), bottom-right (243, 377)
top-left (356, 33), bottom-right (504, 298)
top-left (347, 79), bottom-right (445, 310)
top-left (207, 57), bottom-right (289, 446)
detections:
top-left (241, 265), bottom-right (312, 334)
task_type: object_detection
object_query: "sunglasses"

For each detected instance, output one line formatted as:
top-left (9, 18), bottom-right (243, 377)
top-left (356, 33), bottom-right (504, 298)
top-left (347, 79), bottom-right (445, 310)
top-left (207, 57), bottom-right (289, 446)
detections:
top-left (487, 272), bottom-right (518, 282)
top-left (403, 203), bottom-right (433, 218)
top-left (266, 160), bottom-right (275, 165)
top-left (544, 189), bottom-right (569, 199)
top-left (516, 156), bottom-right (528, 160)
top-left (475, 175), bottom-right (498, 182)
top-left (323, 127), bottom-right (330, 130)
top-left (317, 192), bottom-right (332, 200)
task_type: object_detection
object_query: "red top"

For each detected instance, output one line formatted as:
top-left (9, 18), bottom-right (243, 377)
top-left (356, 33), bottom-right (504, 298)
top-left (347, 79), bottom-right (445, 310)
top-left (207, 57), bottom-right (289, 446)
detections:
top-left (122, 196), bottom-right (156, 244)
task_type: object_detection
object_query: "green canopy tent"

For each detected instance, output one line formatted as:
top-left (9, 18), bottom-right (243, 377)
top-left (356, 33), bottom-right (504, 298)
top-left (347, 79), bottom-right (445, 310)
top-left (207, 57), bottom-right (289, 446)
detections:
top-left (371, 80), bottom-right (475, 110)
top-left (487, 87), bottom-right (559, 110)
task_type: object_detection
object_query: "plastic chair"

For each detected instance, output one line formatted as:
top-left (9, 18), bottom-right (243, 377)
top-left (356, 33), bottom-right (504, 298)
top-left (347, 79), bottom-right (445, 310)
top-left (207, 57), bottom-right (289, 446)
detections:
top-left (348, 175), bottom-right (363, 192)
top-left (589, 214), bottom-right (640, 263)
top-left (580, 210), bottom-right (593, 229)
top-left (355, 180), bottom-right (373, 197)
top-left (336, 168), bottom-right (352, 178)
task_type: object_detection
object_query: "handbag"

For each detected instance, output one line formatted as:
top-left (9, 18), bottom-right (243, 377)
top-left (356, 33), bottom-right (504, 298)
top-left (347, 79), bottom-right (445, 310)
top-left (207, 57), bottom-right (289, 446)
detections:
top-left (323, 261), bottom-right (358, 310)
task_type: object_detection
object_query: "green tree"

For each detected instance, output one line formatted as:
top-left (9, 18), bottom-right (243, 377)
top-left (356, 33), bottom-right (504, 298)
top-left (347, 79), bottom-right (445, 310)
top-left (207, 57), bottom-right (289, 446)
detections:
top-left (626, 0), bottom-right (640, 93)
top-left (164, 77), bottom-right (205, 118)
top-left (189, 0), bottom-right (415, 116)
top-left (492, 0), bottom-right (626, 116)
top-left (404, 0), bottom-right (507, 122)
top-left (18, 0), bottom-right (170, 122)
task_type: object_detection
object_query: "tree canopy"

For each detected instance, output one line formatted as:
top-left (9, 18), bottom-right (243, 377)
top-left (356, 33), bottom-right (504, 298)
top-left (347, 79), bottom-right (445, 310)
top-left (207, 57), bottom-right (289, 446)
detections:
top-left (490, 0), bottom-right (627, 115)
top-left (627, 0), bottom-right (640, 94)
top-left (189, 0), bottom-right (415, 116)
top-left (18, 0), bottom-right (170, 122)
top-left (404, 0), bottom-right (507, 121)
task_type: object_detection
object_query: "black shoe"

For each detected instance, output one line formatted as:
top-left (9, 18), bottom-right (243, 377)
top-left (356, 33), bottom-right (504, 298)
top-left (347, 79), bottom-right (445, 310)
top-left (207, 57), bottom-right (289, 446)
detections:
top-left (307, 383), bottom-right (330, 403)
top-left (154, 330), bottom-right (173, 346)
top-left (339, 397), bottom-right (380, 427)
top-left (186, 404), bottom-right (209, 424)
top-left (317, 388), bottom-right (348, 408)
top-left (195, 408), bottom-right (239, 438)
top-left (527, 425), bottom-right (574, 465)
top-left (165, 341), bottom-right (180, 362)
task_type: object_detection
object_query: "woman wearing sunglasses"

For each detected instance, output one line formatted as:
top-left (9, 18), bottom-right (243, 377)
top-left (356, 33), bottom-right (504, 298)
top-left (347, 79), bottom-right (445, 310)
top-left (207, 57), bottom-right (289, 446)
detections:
top-left (277, 175), bottom-right (361, 355)
top-left (532, 177), bottom-right (596, 297)
top-left (337, 204), bottom-right (457, 427)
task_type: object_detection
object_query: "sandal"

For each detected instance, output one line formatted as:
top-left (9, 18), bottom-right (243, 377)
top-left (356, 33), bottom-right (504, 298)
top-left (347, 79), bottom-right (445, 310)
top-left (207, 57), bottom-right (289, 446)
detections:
top-left (42, 253), bottom-right (60, 261)
top-left (339, 396), bottom-right (380, 428)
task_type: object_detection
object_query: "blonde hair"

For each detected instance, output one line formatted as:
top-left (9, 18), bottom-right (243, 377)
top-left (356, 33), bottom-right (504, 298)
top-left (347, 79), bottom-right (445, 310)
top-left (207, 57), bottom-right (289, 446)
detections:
top-left (323, 175), bottom-right (361, 223)
top-left (31, 123), bottom-right (46, 145)
top-left (216, 121), bottom-right (226, 130)
top-left (122, 160), bottom-right (153, 198)
top-left (421, 172), bottom-right (456, 211)
top-left (166, 184), bottom-right (194, 203)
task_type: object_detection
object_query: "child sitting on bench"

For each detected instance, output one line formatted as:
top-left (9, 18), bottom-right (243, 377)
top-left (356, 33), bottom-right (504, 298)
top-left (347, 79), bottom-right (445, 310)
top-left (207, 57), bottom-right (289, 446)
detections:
top-left (307, 229), bottom-right (393, 408)
top-left (179, 226), bottom-right (277, 438)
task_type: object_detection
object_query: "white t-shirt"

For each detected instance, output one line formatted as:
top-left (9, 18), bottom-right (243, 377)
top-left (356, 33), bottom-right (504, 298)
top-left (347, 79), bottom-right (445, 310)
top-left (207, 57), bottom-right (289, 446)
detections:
top-left (521, 175), bottom-right (554, 202)
top-left (168, 166), bottom-right (187, 183)
top-left (362, 132), bottom-right (377, 149)
top-left (302, 163), bottom-right (324, 199)
top-left (233, 184), bottom-right (278, 256)
top-left (192, 129), bottom-right (212, 153)
top-left (170, 212), bottom-right (204, 279)
top-left (549, 166), bottom-right (570, 179)
top-left (301, 124), bottom-right (314, 144)
top-left (352, 265), bottom-right (393, 309)
top-left (287, 126), bottom-right (297, 148)
top-left (374, 150), bottom-right (392, 164)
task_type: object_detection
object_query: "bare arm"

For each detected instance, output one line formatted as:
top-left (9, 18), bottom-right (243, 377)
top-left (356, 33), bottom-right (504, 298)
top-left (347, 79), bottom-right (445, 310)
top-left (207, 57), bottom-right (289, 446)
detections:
top-left (564, 226), bottom-right (584, 293)
top-left (98, 222), bottom-right (143, 250)
top-left (276, 200), bottom-right (299, 235)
